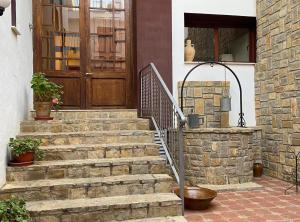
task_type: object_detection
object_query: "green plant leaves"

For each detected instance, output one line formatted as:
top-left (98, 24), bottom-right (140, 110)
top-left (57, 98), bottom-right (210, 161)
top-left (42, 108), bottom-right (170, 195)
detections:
top-left (31, 72), bottom-right (63, 104)
top-left (0, 197), bottom-right (29, 222)
top-left (9, 138), bottom-right (44, 161)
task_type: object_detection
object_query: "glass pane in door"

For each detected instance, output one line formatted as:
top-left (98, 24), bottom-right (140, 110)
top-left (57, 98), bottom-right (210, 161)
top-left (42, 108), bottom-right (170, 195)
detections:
top-left (41, 0), bottom-right (80, 71)
top-left (90, 0), bottom-right (126, 72)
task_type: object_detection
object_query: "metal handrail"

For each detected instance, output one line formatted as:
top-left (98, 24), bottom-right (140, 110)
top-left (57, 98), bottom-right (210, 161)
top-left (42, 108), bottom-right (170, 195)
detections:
top-left (139, 63), bottom-right (186, 214)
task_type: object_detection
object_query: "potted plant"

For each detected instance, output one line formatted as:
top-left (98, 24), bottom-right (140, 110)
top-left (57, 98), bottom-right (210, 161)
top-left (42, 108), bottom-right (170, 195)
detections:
top-left (0, 196), bottom-right (30, 222)
top-left (9, 137), bottom-right (44, 166)
top-left (31, 72), bottom-right (63, 120)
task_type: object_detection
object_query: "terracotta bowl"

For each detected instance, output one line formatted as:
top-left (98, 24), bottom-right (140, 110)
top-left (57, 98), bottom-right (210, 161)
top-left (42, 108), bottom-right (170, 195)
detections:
top-left (174, 186), bottom-right (217, 210)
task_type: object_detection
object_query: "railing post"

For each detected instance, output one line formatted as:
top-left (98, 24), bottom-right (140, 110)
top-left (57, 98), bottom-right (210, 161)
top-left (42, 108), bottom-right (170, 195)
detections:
top-left (159, 90), bottom-right (162, 127)
top-left (139, 72), bottom-right (142, 117)
top-left (178, 117), bottom-right (185, 215)
top-left (150, 70), bottom-right (153, 116)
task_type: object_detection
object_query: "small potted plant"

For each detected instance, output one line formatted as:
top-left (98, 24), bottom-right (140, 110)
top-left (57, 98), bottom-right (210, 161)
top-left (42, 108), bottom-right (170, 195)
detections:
top-left (0, 196), bottom-right (30, 222)
top-left (31, 72), bottom-right (63, 120)
top-left (9, 137), bottom-right (44, 167)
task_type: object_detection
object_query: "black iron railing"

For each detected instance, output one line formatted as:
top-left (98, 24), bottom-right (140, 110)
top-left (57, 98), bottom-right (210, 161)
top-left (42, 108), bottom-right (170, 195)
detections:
top-left (139, 63), bottom-right (186, 213)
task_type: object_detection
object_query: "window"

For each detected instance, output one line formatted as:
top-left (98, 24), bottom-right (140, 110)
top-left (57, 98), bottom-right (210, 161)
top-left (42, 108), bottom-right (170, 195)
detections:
top-left (184, 13), bottom-right (256, 63)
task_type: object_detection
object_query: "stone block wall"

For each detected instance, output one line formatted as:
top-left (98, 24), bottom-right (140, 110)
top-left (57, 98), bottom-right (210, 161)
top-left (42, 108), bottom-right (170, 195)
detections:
top-left (183, 128), bottom-right (261, 185)
top-left (253, 129), bottom-right (263, 162)
top-left (256, 0), bottom-right (300, 181)
top-left (178, 81), bottom-right (230, 128)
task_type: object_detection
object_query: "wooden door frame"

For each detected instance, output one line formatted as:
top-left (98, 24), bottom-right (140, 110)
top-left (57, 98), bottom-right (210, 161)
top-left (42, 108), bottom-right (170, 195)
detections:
top-left (80, 0), bottom-right (88, 108)
top-left (32, 0), bottom-right (137, 109)
top-left (126, 0), bottom-right (136, 108)
top-left (32, 0), bottom-right (42, 73)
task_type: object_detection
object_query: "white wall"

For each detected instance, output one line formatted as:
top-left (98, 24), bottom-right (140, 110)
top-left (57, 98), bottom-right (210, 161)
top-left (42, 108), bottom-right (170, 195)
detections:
top-left (0, 0), bottom-right (33, 187)
top-left (183, 0), bottom-right (256, 17)
top-left (172, 0), bottom-right (257, 127)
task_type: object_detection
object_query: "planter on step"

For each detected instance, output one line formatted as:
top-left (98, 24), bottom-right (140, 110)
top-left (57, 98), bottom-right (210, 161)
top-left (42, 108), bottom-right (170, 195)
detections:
top-left (34, 101), bottom-right (53, 120)
top-left (10, 152), bottom-right (34, 167)
top-left (31, 72), bottom-right (63, 121)
top-left (8, 137), bottom-right (43, 167)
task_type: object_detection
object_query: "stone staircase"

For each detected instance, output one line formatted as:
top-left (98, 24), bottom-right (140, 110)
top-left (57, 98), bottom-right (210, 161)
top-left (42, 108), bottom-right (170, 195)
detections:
top-left (0, 110), bottom-right (186, 222)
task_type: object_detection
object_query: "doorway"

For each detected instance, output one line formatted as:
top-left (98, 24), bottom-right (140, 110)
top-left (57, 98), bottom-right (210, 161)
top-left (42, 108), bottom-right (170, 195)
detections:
top-left (33, 0), bottom-right (134, 109)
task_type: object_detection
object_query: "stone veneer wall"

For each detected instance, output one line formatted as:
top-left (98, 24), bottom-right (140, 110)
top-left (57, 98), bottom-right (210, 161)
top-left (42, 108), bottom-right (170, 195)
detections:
top-left (256, 0), bottom-right (300, 181)
top-left (183, 128), bottom-right (261, 185)
top-left (178, 81), bottom-right (230, 128)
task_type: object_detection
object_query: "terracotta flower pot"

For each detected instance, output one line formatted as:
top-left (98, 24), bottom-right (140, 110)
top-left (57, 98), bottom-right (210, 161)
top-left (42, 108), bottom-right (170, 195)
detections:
top-left (253, 163), bottom-right (263, 177)
top-left (13, 152), bottom-right (34, 163)
top-left (34, 101), bottom-right (53, 120)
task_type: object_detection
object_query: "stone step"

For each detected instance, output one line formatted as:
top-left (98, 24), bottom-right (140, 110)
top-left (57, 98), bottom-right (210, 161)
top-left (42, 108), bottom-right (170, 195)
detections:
top-left (41, 143), bottom-right (160, 161)
top-left (0, 174), bottom-right (172, 201)
top-left (7, 156), bottom-right (166, 182)
top-left (17, 130), bottom-right (155, 146)
top-left (29, 109), bottom-right (138, 120)
top-left (123, 216), bottom-right (187, 222)
top-left (28, 193), bottom-right (182, 222)
top-left (21, 118), bottom-right (149, 133)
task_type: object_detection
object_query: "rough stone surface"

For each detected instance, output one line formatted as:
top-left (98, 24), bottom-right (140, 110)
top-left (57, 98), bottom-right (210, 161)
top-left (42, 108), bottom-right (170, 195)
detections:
top-left (21, 118), bottom-right (149, 133)
top-left (40, 143), bottom-right (160, 161)
top-left (178, 81), bottom-right (230, 128)
top-left (183, 128), bottom-right (262, 185)
top-left (29, 110), bottom-right (138, 120)
top-left (0, 174), bottom-right (172, 201)
top-left (17, 130), bottom-right (155, 146)
top-left (256, 0), bottom-right (300, 182)
top-left (1, 110), bottom-right (182, 221)
top-left (28, 193), bottom-right (182, 221)
top-left (6, 157), bottom-right (166, 182)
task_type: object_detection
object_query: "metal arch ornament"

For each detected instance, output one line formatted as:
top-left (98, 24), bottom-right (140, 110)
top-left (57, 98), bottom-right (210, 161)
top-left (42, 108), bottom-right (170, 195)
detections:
top-left (180, 61), bottom-right (246, 127)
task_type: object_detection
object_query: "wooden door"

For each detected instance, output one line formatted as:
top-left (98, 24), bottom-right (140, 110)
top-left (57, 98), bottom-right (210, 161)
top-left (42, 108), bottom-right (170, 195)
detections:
top-left (85, 0), bottom-right (133, 108)
top-left (33, 0), bottom-right (134, 109)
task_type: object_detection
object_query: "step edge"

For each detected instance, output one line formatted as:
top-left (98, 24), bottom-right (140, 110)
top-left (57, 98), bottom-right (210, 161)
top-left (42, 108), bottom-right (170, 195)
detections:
top-left (40, 143), bottom-right (160, 150)
top-left (22, 118), bottom-right (148, 123)
top-left (18, 130), bottom-right (155, 137)
top-left (26, 193), bottom-right (181, 212)
top-left (2, 174), bottom-right (172, 191)
top-left (7, 156), bottom-right (166, 171)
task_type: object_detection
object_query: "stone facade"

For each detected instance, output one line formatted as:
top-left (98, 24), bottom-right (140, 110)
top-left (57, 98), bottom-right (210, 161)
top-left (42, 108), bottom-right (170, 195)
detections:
top-left (256, 0), bottom-right (300, 181)
top-left (183, 128), bottom-right (262, 185)
top-left (178, 81), bottom-right (230, 128)
top-left (1, 110), bottom-right (185, 221)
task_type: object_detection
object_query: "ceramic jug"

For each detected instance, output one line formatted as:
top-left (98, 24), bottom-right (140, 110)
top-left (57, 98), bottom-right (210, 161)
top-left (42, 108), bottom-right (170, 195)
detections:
top-left (185, 39), bottom-right (195, 62)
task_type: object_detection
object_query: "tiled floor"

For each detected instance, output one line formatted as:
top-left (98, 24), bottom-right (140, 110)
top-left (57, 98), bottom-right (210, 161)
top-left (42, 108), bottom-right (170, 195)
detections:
top-left (185, 176), bottom-right (300, 222)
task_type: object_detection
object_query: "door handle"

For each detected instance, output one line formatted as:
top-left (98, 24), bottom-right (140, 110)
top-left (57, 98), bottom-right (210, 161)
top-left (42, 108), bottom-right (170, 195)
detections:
top-left (86, 72), bottom-right (93, 76)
